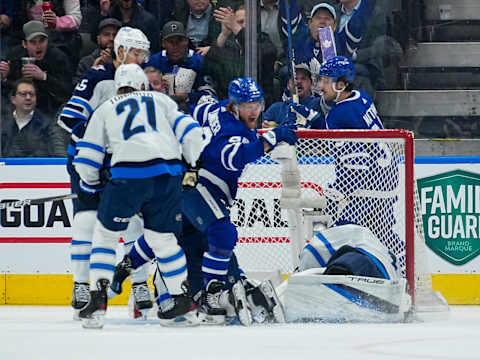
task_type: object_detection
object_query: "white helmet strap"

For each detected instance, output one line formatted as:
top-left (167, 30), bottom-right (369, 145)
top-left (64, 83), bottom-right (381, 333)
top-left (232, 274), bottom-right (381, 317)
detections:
top-left (332, 81), bottom-right (346, 103)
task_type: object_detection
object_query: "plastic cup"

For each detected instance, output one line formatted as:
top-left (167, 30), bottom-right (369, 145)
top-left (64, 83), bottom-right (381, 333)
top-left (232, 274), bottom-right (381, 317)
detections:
top-left (21, 57), bottom-right (36, 66)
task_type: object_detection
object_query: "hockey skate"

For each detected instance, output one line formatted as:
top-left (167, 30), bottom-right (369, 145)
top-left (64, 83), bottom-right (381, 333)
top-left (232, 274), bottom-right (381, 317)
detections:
top-left (197, 280), bottom-right (227, 325)
top-left (79, 279), bottom-right (109, 329)
top-left (108, 255), bottom-right (133, 297)
top-left (72, 282), bottom-right (89, 321)
top-left (247, 280), bottom-right (285, 323)
top-left (157, 294), bottom-right (199, 327)
top-left (229, 280), bottom-right (253, 326)
top-left (131, 281), bottom-right (153, 320)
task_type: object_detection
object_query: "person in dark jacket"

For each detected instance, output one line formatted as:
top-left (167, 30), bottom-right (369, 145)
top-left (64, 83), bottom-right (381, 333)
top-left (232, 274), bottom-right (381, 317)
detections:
top-left (0, 20), bottom-right (73, 120)
top-left (1, 78), bottom-right (67, 157)
top-left (73, 17), bottom-right (121, 86)
top-left (90, 0), bottom-right (159, 53)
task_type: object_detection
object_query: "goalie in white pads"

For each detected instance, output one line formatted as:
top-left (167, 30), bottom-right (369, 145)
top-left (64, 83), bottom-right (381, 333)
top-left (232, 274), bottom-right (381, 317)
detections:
top-left (259, 222), bottom-right (412, 323)
top-left (73, 64), bottom-right (205, 328)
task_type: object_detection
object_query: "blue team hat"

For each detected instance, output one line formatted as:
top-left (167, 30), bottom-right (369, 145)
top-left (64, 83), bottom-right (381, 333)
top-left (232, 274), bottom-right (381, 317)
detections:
top-left (310, 3), bottom-right (336, 21)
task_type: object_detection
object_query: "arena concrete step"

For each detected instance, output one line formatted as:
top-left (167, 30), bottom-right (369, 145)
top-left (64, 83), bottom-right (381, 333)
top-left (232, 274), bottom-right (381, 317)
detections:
top-left (400, 42), bottom-right (480, 89)
top-left (375, 90), bottom-right (480, 138)
top-left (424, 0), bottom-right (480, 21)
top-left (423, 0), bottom-right (480, 41)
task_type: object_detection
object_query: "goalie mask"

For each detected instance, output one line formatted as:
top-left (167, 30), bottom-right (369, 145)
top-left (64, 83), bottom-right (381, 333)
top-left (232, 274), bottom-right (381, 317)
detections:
top-left (114, 64), bottom-right (149, 91)
top-left (114, 27), bottom-right (151, 64)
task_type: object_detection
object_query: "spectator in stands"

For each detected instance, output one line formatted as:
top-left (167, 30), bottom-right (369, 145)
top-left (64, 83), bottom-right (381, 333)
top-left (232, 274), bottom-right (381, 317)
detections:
top-left (278, 0), bottom-right (373, 82)
top-left (92, 0), bottom-right (159, 53)
top-left (0, 0), bottom-right (15, 54)
top-left (175, 0), bottom-right (215, 48)
top-left (141, 0), bottom-right (174, 28)
top-left (336, 0), bottom-right (387, 96)
top-left (13, 0), bottom-right (83, 68)
top-left (1, 78), bottom-right (67, 157)
top-left (202, 4), bottom-right (277, 105)
top-left (261, 0), bottom-right (284, 69)
top-left (0, 20), bottom-right (72, 120)
top-left (262, 64), bottom-right (325, 129)
top-left (144, 66), bottom-right (169, 94)
top-left (73, 17), bottom-right (121, 86)
top-left (143, 20), bottom-right (216, 112)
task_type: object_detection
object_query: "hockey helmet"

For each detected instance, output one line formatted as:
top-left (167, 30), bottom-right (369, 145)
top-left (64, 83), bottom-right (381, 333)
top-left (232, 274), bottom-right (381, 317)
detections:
top-left (114, 27), bottom-right (150, 63)
top-left (319, 56), bottom-right (356, 83)
top-left (228, 77), bottom-right (264, 105)
top-left (114, 64), bottom-right (149, 91)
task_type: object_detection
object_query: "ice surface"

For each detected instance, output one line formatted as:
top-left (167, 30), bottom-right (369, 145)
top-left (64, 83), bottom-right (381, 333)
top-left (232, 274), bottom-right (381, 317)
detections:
top-left (0, 305), bottom-right (479, 360)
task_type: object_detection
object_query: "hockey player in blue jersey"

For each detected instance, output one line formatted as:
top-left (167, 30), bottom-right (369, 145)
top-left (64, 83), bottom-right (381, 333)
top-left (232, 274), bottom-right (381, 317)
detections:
top-left (57, 27), bottom-right (153, 319)
top-left (73, 64), bottom-right (205, 328)
top-left (263, 64), bottom-right (325, 129)
top-left (109, 77), bottom-right (297, 325)
top-left (318, 56), bottom-right (401, 256)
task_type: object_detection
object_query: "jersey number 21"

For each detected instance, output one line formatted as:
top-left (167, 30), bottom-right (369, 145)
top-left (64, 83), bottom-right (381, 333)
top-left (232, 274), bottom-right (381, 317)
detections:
top-left (116, 96), bottom-right (156, 140)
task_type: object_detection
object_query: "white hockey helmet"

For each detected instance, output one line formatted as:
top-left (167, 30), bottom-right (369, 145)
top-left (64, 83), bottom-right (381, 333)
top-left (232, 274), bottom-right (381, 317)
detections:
top-left (114, 64), bottom-right (149, 91)
top-left (114, 27), bottom-right (150, 63)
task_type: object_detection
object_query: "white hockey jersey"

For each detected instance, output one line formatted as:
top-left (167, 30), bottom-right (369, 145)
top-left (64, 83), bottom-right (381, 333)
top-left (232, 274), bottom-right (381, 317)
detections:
top-left (73, 91), bottom-right (204, 185)
top-left (300, 224), bottom-right (399, 281)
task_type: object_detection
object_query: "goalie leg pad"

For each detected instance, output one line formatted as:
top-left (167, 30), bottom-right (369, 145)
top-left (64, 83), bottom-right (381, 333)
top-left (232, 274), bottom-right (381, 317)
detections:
top-left (283, 274), bottom-right (411, 323)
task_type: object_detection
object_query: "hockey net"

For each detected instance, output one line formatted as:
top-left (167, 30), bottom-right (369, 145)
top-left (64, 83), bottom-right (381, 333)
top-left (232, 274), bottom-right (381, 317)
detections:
top-left (232, 129), bottom-right (446, 310)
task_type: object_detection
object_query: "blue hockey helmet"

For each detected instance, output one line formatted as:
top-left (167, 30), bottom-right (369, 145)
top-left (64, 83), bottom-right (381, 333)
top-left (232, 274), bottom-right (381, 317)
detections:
top-left (319, 56), bottom-right (356, 83)
top-left (228, 77), bottom-right (264, 105)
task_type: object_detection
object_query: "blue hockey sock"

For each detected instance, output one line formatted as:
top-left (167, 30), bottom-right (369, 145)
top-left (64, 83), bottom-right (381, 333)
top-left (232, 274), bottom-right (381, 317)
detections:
top-left (202, 251), bottom-right (230, 288)
top-left (129, 235), bottom-right (155, 269)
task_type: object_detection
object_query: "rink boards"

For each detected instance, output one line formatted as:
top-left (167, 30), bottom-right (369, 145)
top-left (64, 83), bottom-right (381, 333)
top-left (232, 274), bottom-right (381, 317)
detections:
top-left (1, 157), bottom-right (480, 305)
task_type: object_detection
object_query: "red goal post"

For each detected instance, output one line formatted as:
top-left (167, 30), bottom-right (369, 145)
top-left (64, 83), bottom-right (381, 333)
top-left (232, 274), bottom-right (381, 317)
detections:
top-left (232, 129), bottom-right (423, 301)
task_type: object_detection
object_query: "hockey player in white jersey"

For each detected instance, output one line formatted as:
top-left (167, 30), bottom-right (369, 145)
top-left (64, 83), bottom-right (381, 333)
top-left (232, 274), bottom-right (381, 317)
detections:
top-left (242, 222), bottom-right (411, 324)
top-left (73, 64), bottom-right (205, 328)
top-left (57, 27), bottom-right (154, 318)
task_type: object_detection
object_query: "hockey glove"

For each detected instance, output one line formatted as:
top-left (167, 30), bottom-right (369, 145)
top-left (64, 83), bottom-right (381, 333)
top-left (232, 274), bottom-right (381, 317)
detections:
top-left (77, 180), bottom-right (103, 206)
top-left (287, 100), bottom-right (319, 128)
top-left (182, 158), bottom-right (202, 189)
top-left (261, 125), bottom-right (298, 151)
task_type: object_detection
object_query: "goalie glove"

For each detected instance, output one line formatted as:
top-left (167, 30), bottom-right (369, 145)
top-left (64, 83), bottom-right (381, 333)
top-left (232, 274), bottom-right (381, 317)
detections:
top-left (286, 100), bottom-right (319, 128)
top-left (261, 125), bottom-right (298, 151)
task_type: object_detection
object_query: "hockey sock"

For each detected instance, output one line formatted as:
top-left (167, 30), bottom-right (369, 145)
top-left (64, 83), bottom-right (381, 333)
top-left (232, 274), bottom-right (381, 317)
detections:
top-left (144, 230), bottom-right (187, 295)
top-left (89, 220), bottom-right (119, 285)
top-left (129, 235), bottom-right (155, 269)
top-left (71, 211), bottom-right (96, 283)
top-left (202, 251), bottom-right (230, 288)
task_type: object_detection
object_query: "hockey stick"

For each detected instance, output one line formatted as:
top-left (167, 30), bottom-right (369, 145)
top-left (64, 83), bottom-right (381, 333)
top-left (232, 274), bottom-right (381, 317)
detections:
top-left (284, 0), bottom-right (299, 104)
top-left (0, 193), bottom-right (78, 210)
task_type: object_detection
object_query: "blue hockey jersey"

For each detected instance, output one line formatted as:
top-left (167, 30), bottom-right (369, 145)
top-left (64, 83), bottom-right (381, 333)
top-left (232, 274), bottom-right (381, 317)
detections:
top-left (192, 100), bottom-right (265, 205)
top-left (325, 89), bottom-right (383, 130)
top-left (263, 95), bottom-right (326, 128)
top-left (279, 0), bottom-right (373, 68)
top-left (57, 62), bottom-right (117, 156)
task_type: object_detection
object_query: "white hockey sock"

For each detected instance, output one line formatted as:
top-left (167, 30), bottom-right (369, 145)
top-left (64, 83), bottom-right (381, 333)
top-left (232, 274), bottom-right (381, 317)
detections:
top-left (71, 211), bottom-right (96, 283)
top-left (144, 229), bottom-right (187, 295)
top-left (89, 220), bottom-right (120, 285)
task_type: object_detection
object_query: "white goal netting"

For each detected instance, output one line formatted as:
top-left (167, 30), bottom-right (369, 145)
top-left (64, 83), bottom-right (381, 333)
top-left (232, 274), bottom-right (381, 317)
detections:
top-left (232, 129), bottom-right (446, 310)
